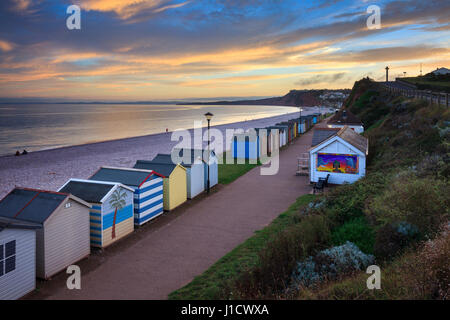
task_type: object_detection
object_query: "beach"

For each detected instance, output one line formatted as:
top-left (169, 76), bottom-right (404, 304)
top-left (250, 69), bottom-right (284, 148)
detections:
top-left (0, 107), bottom-right (326, 199)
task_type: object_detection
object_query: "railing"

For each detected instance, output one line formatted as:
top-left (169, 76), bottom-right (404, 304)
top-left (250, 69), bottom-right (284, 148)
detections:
top-left (380, 82), bottom-right (449, 107)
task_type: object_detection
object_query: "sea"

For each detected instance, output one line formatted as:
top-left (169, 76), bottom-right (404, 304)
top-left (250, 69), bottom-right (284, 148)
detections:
top-left (0, 103), bottom-right (299, 156)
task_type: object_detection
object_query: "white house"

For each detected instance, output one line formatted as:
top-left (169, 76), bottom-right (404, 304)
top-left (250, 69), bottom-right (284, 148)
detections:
top-left (0, 217), bottom-right (41, 300)
top-left (309, 126), bottom-right (368, 185)
top-left (431, 67), bottom-right (450, 75)
top-left (327, 109), bottom-right (364, 133)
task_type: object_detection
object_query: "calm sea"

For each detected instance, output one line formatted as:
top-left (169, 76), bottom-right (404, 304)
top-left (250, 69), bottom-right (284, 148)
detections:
top-left (0, 103), bottom-right (298, 156)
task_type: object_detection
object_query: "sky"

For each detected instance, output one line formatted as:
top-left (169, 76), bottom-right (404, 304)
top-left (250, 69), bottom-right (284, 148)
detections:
top-left (0, 0), bottom-right (449, 101)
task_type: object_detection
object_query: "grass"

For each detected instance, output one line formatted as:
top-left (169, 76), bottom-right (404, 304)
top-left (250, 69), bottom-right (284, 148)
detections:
top-left (168, 194), bottom-right (316, 300)
top-left (217, 152), bottom-right (261, 185)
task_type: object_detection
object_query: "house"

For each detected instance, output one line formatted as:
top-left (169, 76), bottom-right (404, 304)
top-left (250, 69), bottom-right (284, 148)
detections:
top-left (59, 179), bottom-right (134, 248)
top-left (0, 188), bottom-right (91, 279)
top-left (327, 109), bottom-right (364, 133)
top-left (133, 161), bottom-right (187, 211)
top-left (431, 67), bottom-right (450, 75)
top-left (89, 167), bottom-right (164, 226)
top-left (151, 152), bottom-right (204, 199)
top-left (309, 126), bottom-right (368, 185)
top-left (0, 217), bottom-right (41, 300)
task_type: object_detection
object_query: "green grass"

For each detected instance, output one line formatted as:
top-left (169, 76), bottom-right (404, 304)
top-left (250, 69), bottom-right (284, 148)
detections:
top-left (218, 152), bottom-right (261, 184)
top-left (168, 194), bottom-right (316, 300)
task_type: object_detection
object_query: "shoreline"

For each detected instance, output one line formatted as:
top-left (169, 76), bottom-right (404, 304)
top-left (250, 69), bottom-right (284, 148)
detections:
top-left (0, 108), bottom-right (327, 199)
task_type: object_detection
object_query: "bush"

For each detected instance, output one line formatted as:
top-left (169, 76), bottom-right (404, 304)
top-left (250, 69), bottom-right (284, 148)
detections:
top-left (233, 214), bottom-right (331, 299)
top-left (290, 242), bottom-right (374, 289)
top-left (369, 174), bottom-right (449, 236)
top-left (374, 223), bottom-right (416, 260)
top-left (331, 216), bottom-right (375, 254)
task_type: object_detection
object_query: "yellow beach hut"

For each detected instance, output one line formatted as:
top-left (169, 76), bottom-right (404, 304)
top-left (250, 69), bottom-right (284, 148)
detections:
top-left (133, 161), bottom-right (187, 211)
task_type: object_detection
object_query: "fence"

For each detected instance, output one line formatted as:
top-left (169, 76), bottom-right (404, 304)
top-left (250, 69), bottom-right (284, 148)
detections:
top-left (380, 82), bottom-right (449, 107)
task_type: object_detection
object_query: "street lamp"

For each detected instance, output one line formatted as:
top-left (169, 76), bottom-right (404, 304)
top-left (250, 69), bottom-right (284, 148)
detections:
top-left (204, 112), bottom-right (214, 194)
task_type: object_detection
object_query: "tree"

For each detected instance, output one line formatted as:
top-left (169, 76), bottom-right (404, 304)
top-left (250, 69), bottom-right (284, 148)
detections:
top-left (109, 188), bottom-right (127, 239)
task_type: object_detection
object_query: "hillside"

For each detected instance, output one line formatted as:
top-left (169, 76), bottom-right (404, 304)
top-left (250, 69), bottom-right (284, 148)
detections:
top-left (180, 89), bottom-right (348, 107)
top-left (170, 78), bottom-right (449, 300)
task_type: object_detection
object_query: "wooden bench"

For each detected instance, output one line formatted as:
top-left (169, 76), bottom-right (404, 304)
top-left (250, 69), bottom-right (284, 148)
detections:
top-left (313, 174), bottom-right (330, 194)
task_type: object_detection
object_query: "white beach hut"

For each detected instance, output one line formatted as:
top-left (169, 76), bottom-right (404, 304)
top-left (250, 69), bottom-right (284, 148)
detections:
top-left (0, 217), bottom-right (41, 300)
top-left (0, 188), bottom-right (91, 280)
top-left (151, 152), bottom-right (204, 199)
top-left (309, 126), bottom-right (368, 185)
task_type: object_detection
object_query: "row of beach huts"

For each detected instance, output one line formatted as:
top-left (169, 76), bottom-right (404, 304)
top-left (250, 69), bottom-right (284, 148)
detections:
top-left (0, 113), bottom-right (322, 300)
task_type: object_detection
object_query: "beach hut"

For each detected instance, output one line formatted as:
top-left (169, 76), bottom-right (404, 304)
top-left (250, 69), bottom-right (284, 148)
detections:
top-left (231, 131), bottom-right (259, 160)
top-left (327, 109), bottom-right (364, 133)
top-left (59, 179), bottom-right (134, 248)
top-left (0, 188), bottom-right (91, 280)
top-left (0, 217), bottom-right (41, 300)
top-left (275, 124), bottom-right (291, 143)
top-left (266, 126), bottom-right (286, 147)
top-left (200, 149), bottom-right (218, 190)
top-left (278, 122), bottom-right (295, 141)
top-left (309, 126), bottom-right (368, 185)
top-left (173, 148), bottom-right (218, 192)
top-left (89, 167), bottom-right (164, 226)
top-left (151, 152), bottom-right (204, 199)
top-left (133, 161), bottom-right (187, 211)
top-left (255, 128), bottom-right (272, 157)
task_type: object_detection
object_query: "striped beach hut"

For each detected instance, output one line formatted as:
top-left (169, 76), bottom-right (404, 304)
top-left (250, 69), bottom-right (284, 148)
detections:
top-left (133, 161), bottom-right (187, 211)
top-left (59, 179), bottom-right (134, 248)
top-left (89, 167), bottom-right (164, 226)
top-left (151, 152), bottom-right (204, 199)
top-left (0, 188), bottom-right (91, 279)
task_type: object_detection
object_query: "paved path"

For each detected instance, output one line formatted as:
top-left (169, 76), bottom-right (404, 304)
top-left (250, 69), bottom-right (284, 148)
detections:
top-left (31, 126), bottom-right (318, 300)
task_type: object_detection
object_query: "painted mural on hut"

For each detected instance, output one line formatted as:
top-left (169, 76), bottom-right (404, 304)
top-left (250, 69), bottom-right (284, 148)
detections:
top-left (316, 153), bottom-right (358, 174)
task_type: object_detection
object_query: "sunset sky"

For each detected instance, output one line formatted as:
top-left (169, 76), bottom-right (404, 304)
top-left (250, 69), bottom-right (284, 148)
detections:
top-left (0, 0), bottom-right (449, 101)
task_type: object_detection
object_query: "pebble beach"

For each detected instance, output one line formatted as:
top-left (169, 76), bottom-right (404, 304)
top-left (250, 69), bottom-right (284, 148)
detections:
top-left (0, 107), bottom-right (327, 199)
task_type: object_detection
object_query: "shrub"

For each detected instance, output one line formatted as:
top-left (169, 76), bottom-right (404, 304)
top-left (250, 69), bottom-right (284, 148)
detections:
top-left (331, 216), bottom-right (375, 254)
top-left (374, 223), bottom-right (417, 260)
top-left (369, 174), bottom-right (449, 236)
top-left (233, 214), bottom-right (331, 299)
top-left (290, 242), bottom-right (374, 289)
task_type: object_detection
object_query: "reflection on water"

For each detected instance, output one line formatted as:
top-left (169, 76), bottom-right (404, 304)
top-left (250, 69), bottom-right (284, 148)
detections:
top-left (0, 104), bottom-right (299, 155)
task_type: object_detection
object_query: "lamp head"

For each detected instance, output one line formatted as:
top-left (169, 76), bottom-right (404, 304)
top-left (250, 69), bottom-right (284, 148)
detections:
top-left (204, 112), bottom-right (214, 121)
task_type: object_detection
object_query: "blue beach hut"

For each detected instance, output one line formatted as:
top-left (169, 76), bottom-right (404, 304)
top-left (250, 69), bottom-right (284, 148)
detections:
top-left (59, 179), bottom-right (135, 248)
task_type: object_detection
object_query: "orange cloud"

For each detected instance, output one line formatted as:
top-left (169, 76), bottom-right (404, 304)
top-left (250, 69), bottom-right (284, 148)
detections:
top-left (79, 0), bottom-right (190, 19)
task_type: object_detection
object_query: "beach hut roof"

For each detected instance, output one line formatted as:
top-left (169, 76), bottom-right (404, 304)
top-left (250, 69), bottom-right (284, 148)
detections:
top-left (90, 167), bottom-right (162, 187)
top-left (134, 161), bottom-right (185, 177)
top-left (0, 216), bottom-right (42, 232)
top-left (310, 126), bottom-right (368, 154)
top-left (59, 179), bottom-right (133, 203)
top-left (0, 188), bottom-right (89, 225)
top-left (311, 128), bottom-right (340, 147)
top-left (151, 150), bottom-right (206, 168)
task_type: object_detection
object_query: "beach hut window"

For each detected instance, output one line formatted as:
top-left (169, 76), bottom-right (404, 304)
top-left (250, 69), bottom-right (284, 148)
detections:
top-left (0, 240), bottom-right (16, 276)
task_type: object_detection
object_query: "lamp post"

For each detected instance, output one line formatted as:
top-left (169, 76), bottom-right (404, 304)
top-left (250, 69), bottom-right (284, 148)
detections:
top-left (204, 112), bottom-right (213, 194)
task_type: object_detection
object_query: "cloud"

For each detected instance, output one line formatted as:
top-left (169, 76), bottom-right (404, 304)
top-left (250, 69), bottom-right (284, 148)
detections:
top-left (78, 0), bottom-right (190, 20)
top-left (0, 40), bottom-right (15, 52)
top-left (295, 73), bottom-right (347, 86)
